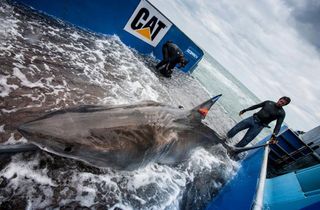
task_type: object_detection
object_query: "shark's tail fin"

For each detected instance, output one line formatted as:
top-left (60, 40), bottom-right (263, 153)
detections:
top-left (190, 94), bottom-right (222, 120)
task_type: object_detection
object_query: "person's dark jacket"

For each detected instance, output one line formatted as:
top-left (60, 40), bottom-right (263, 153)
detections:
top-left (243, 100), bottom-right (285, 135)
top-left (163, 41), bottom-right (183, 69)
top-left (156, 41), bottom-right (184, 74)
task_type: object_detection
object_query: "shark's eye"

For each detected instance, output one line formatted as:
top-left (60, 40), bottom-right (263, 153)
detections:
top-left (64, 145), bottom-right (73, 152)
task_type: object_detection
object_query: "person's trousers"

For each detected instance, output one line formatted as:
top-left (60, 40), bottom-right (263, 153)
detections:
top-left (227, 116), bottom-right (264, 147)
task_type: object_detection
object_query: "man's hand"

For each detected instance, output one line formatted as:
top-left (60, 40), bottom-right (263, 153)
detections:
top-left (269, 139), bottom-right (278, 144)
top-left (179, 62), bottom-right (185, 68)
top-left (269, 133), bottom-right (278, 144)
top-left (239, 110), bottom-right (246, 116)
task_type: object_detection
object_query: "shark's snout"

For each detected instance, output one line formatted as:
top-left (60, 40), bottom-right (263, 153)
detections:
top-left (18, 121), bottom-right (47, 138)
top-left (17, 124), bottom-right (32, 137)
top-left (18, 123), bottom-right (77, 156)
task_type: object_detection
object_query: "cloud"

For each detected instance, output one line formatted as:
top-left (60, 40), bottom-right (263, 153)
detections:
top-left (285, 0), bottom-right (320, 49)
top-left (150, 0), bottom-right (320, 131)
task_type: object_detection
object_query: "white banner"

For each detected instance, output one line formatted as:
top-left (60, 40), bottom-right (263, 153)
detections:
top-left (124, 0), bottom-right (172, 47)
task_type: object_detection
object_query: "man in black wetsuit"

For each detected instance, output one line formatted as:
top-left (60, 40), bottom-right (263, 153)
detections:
top-left (156, 41), bottom-right (188, 78)
top-left (227, 96), bottom-right (291, 147)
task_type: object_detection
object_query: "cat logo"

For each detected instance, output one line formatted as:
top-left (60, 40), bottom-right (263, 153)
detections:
top-left (124, 0), bottom-right (172, 47)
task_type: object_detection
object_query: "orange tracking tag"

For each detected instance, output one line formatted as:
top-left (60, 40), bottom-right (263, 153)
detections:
top-left (198, 108), bottom-right (209, 117)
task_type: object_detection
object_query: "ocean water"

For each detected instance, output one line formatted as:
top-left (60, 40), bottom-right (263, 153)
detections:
top-left (0, 1), bottom-right (268, 210)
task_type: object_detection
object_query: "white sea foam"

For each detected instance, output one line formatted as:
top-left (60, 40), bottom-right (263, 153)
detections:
top-left (70, 32), bottom-right (81, 40)
top-left (3, 133), bottom-right (28, 144)
top-left (0, 4), bottom-right (20, 40)
top-left (2, 108), bottom-right (18, 113)
top-left (1, 154), bottom-right (56, 187)
top-left (0, 75), bottom-right (19, 97)
top-left (0, 124), bottom-right (4, 132)
top-left (110, 203), bottom-right (134, 210)
top-left (13, 67), bottom-right (45, 88)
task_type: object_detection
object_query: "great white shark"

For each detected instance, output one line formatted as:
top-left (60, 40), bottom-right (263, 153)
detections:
top-left (16, 94), bottom-right (232, 170)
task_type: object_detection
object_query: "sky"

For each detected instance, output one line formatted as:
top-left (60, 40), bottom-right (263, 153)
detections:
top-left (150, 0), bottom-right (320, 131)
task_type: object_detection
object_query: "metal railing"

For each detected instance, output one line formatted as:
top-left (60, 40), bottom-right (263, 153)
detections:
top-left (252, 144), bottom-right (270, 210)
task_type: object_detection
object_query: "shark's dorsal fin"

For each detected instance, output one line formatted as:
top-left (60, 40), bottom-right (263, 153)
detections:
top-left (189, 94), bottom-right (222, 120)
